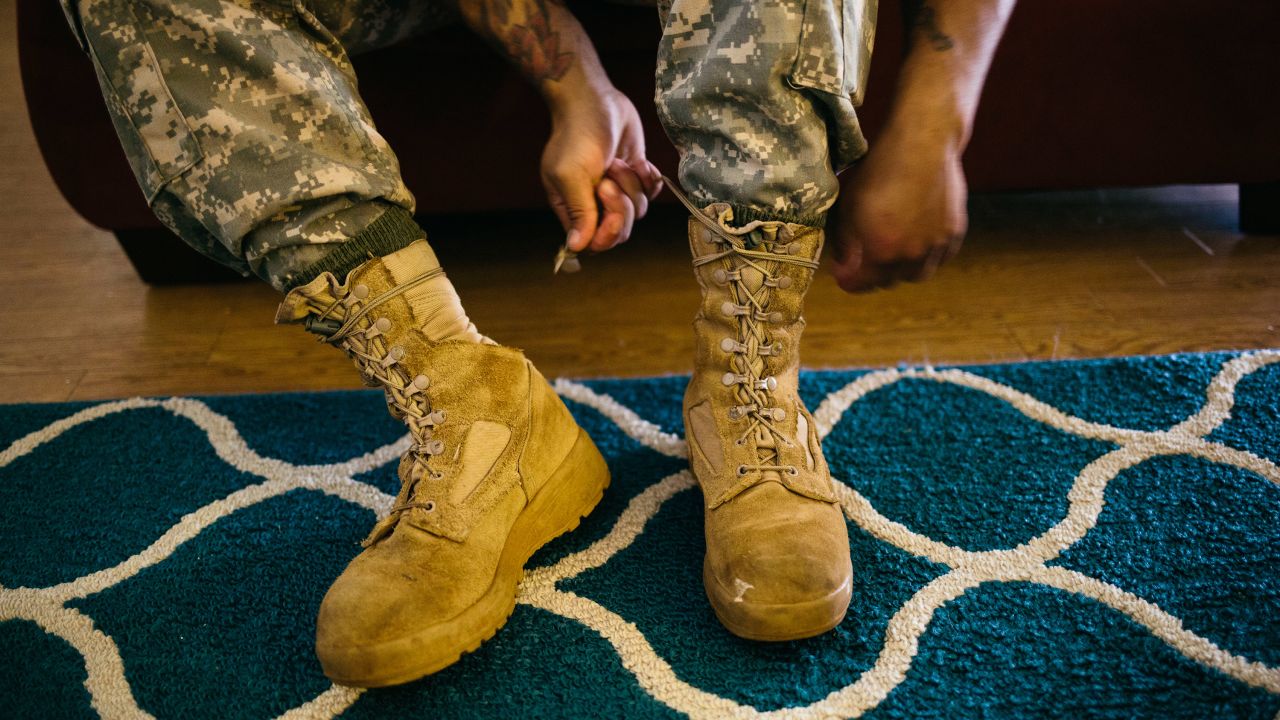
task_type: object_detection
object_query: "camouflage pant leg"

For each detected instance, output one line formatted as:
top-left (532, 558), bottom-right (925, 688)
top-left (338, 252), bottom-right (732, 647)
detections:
top-left (655, 0), bottom-right (877, 224)
top-left (305, 0), bottom-right (455, 54)
top-left (66, 0), bottom-right (451, 290)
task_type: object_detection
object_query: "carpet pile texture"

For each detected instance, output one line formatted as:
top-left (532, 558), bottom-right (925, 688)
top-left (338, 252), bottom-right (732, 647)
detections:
top-left (1, 351), bottom-right (1278, 718)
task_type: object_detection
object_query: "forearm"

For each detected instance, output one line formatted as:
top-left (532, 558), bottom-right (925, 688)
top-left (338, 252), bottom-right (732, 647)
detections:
top-left (891, 0), bottom-right (1017, 147)
top-left (454, 0), bottom-right (612, 116)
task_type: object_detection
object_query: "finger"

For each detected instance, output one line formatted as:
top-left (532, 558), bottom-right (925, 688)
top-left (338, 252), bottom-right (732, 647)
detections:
top-left (544, 166), bottom-right (599, 252)
top-left (902, 240), bottom-right (958, 283)
top-left (897, 247), bottom-right (943, 283)
top-left (614, 152), bottom-right (657, 195)
top-left (828, 231), bottom-right (864, 291)
top-left (643, 161), bottom-right (665, 199)
top-left (621, 158), bottom-right (660, 202)
top-left (593, 178), bottom-right (635, 250)
top-left (546, 189), bottom-right (571, 232)
top-left (608, 159), bottom-right (649, 219)
top-left (591, 178), bottom-right (635, 251)
top-left (924, 243), bottom-right (951, 278)
top-left (645, 161), bottom-right (665, 197)
top-left (833, 249), bottom-right (892, 293)
top-left (897, 258), bottom-right (935, 284)
top-left (837, 256), bottom-right (899, 293)
top-left (940, 233), bottom-right (964, 264)
top-left (629, 159), bottom-right (663, 200)
top-left (547, 192), bottom-right (591, 253)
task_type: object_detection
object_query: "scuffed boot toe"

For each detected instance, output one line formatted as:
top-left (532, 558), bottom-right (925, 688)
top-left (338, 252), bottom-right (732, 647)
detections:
top-left (314, 544), bottom-right (470, 687)
top-left (703, 491), bottom-right (852, 641)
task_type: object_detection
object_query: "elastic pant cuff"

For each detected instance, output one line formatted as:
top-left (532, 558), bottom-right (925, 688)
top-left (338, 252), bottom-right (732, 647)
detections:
top-left (286, 206), bottom-right (426, 290)
top-left (716, 202), bottom-right (827, 229)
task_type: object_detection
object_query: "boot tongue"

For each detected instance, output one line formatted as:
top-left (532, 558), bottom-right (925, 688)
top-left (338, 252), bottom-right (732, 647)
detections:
top-left (739, 263), bottom-right (766, 293)
top-left (275, 272), bottom-right (343, 324)
top-left (754, 426), bottom-right (782, 484)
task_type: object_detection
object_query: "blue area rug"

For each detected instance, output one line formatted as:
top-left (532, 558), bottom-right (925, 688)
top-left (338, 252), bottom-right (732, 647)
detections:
top-left (1, 351), bottom-right (1278, 719)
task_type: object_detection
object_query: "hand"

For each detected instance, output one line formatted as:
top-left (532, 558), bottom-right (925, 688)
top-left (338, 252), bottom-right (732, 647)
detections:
top-left (541, 87), bottom-right (663, 253)
top-left (829, 123), bottom-right (968, 293)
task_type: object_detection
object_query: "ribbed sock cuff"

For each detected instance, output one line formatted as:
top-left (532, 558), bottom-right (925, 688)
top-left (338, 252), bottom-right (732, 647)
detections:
top-left (717, 202), bottom-right (827, 228)
top-left (285, 206), bottom-right (426, 290)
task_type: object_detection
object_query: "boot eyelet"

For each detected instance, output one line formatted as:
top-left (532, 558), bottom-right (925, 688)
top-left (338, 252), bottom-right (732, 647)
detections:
top-left (787, 466), bottom-right (799, 476)
top-left (736, 465), bottom-right (748, 476)
top-left (375, 317), bottom-right (392, 332)
top-left (352, 284), bottom-right (370, 299)
top-left (423, 501), bottom-right (436, 512)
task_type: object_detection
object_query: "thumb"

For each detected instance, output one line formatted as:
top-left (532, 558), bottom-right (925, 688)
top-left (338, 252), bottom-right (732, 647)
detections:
top-left (826, 212), bottom-right (865, 291)
top-left (548, 168), bottom-right (599, 252)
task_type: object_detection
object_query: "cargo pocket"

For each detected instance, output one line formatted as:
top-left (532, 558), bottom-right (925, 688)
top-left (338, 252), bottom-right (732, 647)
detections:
top-left (78, 3), bottom-right (203, 203)
top-left (789, 0), bottom-right (877, 105)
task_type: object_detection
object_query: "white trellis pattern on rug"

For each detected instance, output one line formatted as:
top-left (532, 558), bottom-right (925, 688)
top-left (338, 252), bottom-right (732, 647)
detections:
top-left (1, 352), bottom-right (1278, 720)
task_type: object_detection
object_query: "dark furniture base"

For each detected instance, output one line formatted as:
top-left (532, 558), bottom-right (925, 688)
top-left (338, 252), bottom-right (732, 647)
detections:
top-left (1240, 182), bottom-right (1280, 234)
top-left (115, 229), bottom-right (247, 285)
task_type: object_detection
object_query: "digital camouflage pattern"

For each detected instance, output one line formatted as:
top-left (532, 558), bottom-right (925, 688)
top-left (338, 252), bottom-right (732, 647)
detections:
top-left (66, 0), bottom-right (874, 288)
top-left (656, 0), bottom-right (875, 224)
top-left (66, 0), bottom-right (451, 289)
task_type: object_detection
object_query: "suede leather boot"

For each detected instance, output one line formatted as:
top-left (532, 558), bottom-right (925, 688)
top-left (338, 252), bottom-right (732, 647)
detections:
top-left (682, 204), bottom-right (852, 641)
top-left (277, 240), bottom-right (610, 686)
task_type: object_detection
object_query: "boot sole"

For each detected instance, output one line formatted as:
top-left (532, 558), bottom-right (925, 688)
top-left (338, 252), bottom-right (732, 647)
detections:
top-left (703, 561), bottom-right (851, 642)
top-left (320, 427), bottom-right (610, 687)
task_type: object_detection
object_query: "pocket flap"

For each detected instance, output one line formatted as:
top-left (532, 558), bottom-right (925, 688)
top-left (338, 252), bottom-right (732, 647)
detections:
top-left (789, 0), bottom-right (877, 104)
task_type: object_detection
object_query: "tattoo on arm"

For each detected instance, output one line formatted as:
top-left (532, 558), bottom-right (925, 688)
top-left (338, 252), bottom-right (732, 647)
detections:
top-left (472, 0), bottom-right (575, 83)
top-left (902, 0), bottom-right (954, 52)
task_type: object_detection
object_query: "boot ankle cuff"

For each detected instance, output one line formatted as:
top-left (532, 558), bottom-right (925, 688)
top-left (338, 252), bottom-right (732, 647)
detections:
top-left (712, 202), bottom-right (827, 229)
top-left (284, 206), bottom-right (426, 290)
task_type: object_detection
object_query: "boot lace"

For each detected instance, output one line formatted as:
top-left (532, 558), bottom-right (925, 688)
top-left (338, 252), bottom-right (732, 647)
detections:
top-left (694, 220), bottom-right (817, 476)
top-left (666, 179), bottom-right (819, 479)
top-left (303, 270), bottom-right (448, 546)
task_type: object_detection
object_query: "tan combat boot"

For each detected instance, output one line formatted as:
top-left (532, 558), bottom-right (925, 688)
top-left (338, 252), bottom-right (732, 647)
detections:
top-left (681, 203), bottom-right (852, 641)
top-left (277, 240), bottom-right (610, 687)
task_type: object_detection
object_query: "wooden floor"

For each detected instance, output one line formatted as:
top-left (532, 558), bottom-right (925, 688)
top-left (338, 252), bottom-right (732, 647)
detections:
top-left (2, 3), bottom-right (1277, 404)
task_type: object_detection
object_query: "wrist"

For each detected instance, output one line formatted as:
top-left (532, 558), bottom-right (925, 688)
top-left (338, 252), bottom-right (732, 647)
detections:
top-left (886, 68), bottom-right (972, 151)
top-left (545, 72), bottom-right (616, 124)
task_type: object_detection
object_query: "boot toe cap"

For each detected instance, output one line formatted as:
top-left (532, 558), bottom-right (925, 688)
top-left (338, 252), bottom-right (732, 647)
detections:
top-left (314, 543), bottom-right (482, 685)
top-left (703, 495), bottom-right (852, 640)
top-left (316, 564), bottom-right (429, 660)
